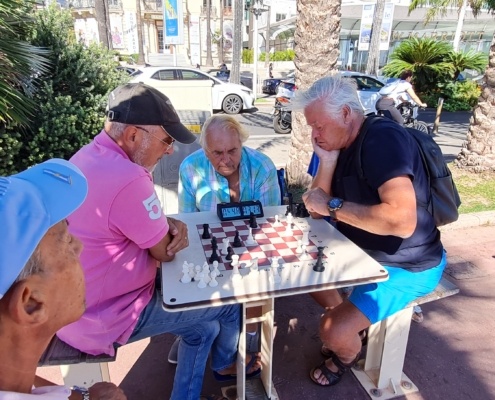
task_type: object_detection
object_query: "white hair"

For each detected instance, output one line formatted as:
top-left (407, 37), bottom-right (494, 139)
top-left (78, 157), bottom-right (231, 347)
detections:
top-left (291, 74), bottom-right (365, 117)
top-left (199, 115), bottom-right (249, 148)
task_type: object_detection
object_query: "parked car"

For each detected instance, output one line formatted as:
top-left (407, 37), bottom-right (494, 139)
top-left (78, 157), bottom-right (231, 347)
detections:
top-left (262, 71), bottom-right (294, 95)
top-left (206, 69), bottom-right (253, 89)
top-left (116, 66), bottom-right (142, 77)
top-left (130, 67), bottom-right (255, 114)
top-left (276, 71), bottom-right (384, 114)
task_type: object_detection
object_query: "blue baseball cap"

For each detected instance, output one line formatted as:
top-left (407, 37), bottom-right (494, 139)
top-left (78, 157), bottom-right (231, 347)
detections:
top-left (0, 159), bottom-right (88, 299)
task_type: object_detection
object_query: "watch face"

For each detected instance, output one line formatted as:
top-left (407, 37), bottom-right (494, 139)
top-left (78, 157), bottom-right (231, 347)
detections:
top-left (242, 204), bottom-right (261, 216)
top-left (221, 206), bottom-right (241, 218)
top-left (329, 198), bottom-right (343, 209)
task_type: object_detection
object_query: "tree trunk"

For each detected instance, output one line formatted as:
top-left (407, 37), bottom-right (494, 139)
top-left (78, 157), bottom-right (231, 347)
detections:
top-left (456, 33), bottom-right (495, 172)
top-left (219, 0), bottom-right (224, 64)
top-left (230, 0), bottom-right (243, 84)
top-left (136, 0), bottom-right (145, 64)
top-left (286, 0), bottom-right (342, 187)
top-left (365, 0), bottom-right (385, 76)
top-left (206, 0), bottom-right (213, 66)
top-left (95, 0), bottom-right (111, 49)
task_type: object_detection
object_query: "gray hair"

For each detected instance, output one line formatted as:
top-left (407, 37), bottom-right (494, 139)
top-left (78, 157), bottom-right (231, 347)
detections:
top-left (199, 115), bottom-right (249, 148)
top-left (105, 121), bottom-right (127, 139)
top-left (291, 74), bottom-right (365, 117)
top-left (15, 247), bottom-right (43, 283)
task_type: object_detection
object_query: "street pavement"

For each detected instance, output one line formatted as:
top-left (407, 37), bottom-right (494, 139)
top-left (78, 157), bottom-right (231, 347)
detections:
top-left (36, 108), bottom-right (495, 400)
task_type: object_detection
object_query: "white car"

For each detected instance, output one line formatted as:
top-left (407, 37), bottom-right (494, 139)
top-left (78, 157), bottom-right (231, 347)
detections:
top-left (130, 67), bottom-right (255, 114)
top-left (276, 71), bottom-right (385, 114)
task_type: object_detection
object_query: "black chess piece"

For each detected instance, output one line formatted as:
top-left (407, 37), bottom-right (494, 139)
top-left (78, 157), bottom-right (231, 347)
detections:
top-left (233, 231), bottom-right (242, 248)
top-left (285, 205), bottom-right (291, 216)
top-left (211, 236), bottom-right (218, 250)
top-left (295, 203), bottom-right (303, 218)
top-left (300, 203), bottom-right (310, 218)
top-left (202, 223), bottom-right (211, 239)
top-left (313, 246), bottom-right (325, 272)
top-left (249, 212), bottom-right (258, 229)
top-left (209, 247), bottom-right (221, 264)
top-left (225, 246), bottom-right (234, 261)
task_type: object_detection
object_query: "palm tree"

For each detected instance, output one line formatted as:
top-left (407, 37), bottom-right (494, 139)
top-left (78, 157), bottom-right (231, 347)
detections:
top-left (0, 0), bottom-right (50, 128)
top-left (95, 0), bottom-right (112, 49)
top-left (136, 0), bottom-right (145, 64)
top-left (285, 0), bottom-right (342, 186)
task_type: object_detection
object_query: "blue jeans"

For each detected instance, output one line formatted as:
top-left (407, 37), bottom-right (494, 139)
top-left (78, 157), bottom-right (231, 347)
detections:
top-left (127, 289), bottom-right (241, 400)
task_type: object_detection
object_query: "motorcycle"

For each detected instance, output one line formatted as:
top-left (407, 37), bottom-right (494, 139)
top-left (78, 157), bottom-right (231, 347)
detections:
top-left (378, 101), bottom-right (431, 135)
top-left (272, 96), bottom-right (292, 134)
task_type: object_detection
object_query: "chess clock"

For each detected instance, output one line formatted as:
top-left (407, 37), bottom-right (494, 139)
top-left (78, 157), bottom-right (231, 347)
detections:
top-left (217, 200), bottom-right (264, 221)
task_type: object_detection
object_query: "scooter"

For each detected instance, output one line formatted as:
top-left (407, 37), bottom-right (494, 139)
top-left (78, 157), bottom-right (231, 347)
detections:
top-left (272, 96), bottom-right (292, 134)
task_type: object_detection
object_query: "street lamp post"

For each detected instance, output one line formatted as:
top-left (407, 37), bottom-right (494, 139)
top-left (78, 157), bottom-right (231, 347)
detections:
top-left (245, 0), bottom-right (269, 100)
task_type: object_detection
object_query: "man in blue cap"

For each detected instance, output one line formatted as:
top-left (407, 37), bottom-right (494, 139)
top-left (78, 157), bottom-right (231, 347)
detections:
top-left (0, 159), bottom-right (126, 399)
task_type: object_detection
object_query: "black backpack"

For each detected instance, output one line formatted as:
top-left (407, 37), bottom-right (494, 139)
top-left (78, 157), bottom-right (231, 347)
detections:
top-left (357, 115), bottom-right (461, 227)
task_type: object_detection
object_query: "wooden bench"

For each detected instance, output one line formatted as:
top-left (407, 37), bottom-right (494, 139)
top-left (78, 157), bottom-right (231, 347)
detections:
top-left (38, 336), bottom-right (117, 388)
top-left (352, 275), bottom-right (459, 399)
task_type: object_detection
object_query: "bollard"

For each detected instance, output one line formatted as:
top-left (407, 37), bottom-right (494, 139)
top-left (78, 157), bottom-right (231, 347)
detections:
top-left (433, 97), bottom-right (444, 135)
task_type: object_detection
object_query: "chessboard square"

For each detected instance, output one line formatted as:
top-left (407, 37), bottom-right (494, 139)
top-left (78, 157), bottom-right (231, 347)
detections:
top-left (277, 248), bottom-right (294, 257)
top-left (256, 238), bottom-right (272, 246)
top-left (232, 246), bottom-right (248, 254)
top-left (248, 251), bottom-right (266, 259)
top-left (210, 227), bottom-right (225, 233)
top-left (282, 254), bottom-right (299, 263)
top-left (269, 237), bottom-right (285, 244)
top-left (260, 244), bottom-right (276, 252)
top-left (217, 263), bottom-right (228, 271)
top-left (274, 226), bottom-right (287, 232)
top-left (264, 231), bottom-right (280, 238)
top-left (263, 250), bottom-right (280, 259)
top-left (257, 258), bottom-right (269, 267)
top-left (282, 236), bottom-right (298, 243)
top-left (304, 252), bottom-right (318, 260)
top-left (285, 241), bottom-right (299, 249)
top-left (222, 226), bottom-right (238, 233)
top-left (273, 242), bottom-right (290, 250)
top-left (292, 229), bottom-right (303, 236)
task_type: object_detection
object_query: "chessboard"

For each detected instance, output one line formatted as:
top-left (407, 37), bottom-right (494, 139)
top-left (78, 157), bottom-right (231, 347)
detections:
top-left (196, 216), bottom-right (327, 271)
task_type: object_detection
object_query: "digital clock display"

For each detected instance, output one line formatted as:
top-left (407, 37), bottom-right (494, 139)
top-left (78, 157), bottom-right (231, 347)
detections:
top-left (217, 200), bottom-right (264, 221)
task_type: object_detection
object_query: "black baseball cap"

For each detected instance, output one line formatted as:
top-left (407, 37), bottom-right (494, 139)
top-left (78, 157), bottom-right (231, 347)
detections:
top-left (106, 83), bottom-right (196, 144)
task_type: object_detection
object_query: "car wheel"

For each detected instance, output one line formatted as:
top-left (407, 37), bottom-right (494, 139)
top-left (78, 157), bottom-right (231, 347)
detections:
top-left (222, 94), bottom-right (243, 114)
top-left (273, 114), bottom-right (291, 134)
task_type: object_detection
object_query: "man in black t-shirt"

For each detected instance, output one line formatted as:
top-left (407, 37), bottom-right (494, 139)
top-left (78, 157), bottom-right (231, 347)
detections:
top-left (291, 75), bottom-right (446, 388)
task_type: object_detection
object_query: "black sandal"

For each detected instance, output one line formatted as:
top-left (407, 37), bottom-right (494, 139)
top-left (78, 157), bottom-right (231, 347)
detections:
top-left (310, 351), bottom-right (361, 387)
top-left (321, 329), bottom-right (368, 357)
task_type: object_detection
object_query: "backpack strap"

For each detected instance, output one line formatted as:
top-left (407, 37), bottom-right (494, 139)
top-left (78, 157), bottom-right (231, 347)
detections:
top-left (356, 114), bottom-right (381, 181)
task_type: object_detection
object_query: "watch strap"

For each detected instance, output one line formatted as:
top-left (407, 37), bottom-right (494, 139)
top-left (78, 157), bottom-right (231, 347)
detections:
top-left (72, 386), bottom-right (90, 400)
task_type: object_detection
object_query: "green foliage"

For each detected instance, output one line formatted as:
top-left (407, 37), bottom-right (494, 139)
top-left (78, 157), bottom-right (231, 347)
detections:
top-left (382, 38), bottom-right (454, 93)
top-left (242, 48), bottom-right (253, 63)
top-left (257, 50), bottom-right (295, 62)
top-left (444, 50), bottom-right (487, 80)
top-left (0, 4), bottom-right (128, 175)
top-left (0, 0), bottom-right (51, 127)
top-left (423, 80), bottom-right (481, 111)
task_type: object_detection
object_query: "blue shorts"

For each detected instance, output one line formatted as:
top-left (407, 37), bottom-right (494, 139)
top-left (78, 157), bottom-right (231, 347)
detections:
top-left (349, 251), bottom-right (447, 324)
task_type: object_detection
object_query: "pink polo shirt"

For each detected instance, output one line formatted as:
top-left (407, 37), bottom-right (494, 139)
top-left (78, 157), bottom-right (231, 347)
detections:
top-left (57, 131), bottom-right (168, 356)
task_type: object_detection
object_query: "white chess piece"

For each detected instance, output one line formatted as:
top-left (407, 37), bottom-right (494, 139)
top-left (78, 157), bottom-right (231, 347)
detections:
top-left (286, 212), bottom-right (293, 226)
top-left (269, 264), bottom-right (282, 284)
top-left (188, 262), bottom-right (196, 278)
top-left (295, 240), bottom-right (303, 254)
top-left (231, 254), bottom-right (240, 267)
top-left (194, 264), bottom-right (202, 281)
top-left (302, 230), bottom-right (310, 246)
top-left (209, 271), bottom-right (218, 287)
top-left (271, 256), bottom-right (279, 269)
top-left (245, 228), bottom-right (256, 246)
top-left (212, 260), bottom-right (220, 275)
top-left (300, 244), bottom-right (309, 260)
top-left (181, 263), bottom-right (192, 283)
top-left (285, 223), bottom-right (292, 235)
top-left (197, 272), bottom-right (207, 288)
top-left (202, 262), bottom-right (211, 283)
top-left (221, 238), bottom-right (230, 255)
top-left (231, 263), bottom-right (242, 282)
top-left (273, 214), bottom-right (281, 226)
top-left (250, 257), bottom-right (259, 271)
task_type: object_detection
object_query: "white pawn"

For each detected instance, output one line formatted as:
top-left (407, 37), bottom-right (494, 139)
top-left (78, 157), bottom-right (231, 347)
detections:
top-left (295, 240), bottom-right (303, 254)
top-left (221, 237), bottom-right (230, 255)
top-left (209, 271), bottom-right (218, 287)
top-left (197, 272), bottom-right (207, 288)
top-left (212, 260), bottom-right (220, 275)
top-left (231, 263), bottom-right (242, 282)
top-left (273, 214), bottom-right (281, 226)
top-left (302, 230), bottom-right (310, 246)
top-left (300, 244), bottom-right (309, 259)
top-left (271, 256), bottom-right (279, 269)
top-left (231, 254), bottom-right (240, 267)
top-left (188, 262), bottom-right (196, 278)
top-left (181, 263), bottom-right (191, 283)
top-left (245, 228), bottom-right (256, 246)
top-left (202, 262), bottom-right (211, 283)
top-left (250, 257), bottom-right (259, 271)
top-left (194, 264), bottom-right (202, 280)
top-left (269, 265), bottom-right (282, 284)
top-left (286, 212), bottom-right (293, 226)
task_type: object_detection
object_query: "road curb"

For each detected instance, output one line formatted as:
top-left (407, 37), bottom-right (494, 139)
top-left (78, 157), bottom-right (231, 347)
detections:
top-left (439, 210), bottom-right (495, 231)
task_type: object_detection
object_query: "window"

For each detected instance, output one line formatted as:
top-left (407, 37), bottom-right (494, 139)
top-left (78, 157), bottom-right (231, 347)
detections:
top-left (350, 76), bottom-right (384, 91)
top-left (276, 13), bottom-right (286, 22)
top-left (181, 70), bottom-right (210, 80)
top-left (151, 70), bottom-right (176, 80)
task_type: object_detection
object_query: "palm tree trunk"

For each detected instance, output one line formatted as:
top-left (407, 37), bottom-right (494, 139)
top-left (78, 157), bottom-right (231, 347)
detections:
top-left (365, 0), bottom-right (385, 76)
top-left (286, 0), bottom-right (342, 186)
top-left (206, 0), bottom-right (213, 66)
top-left (136, 0), bottom-right (145, 64)
top-left (456, 33), bottom-right (495, 172)
top-left (230, 0), bottom-right (242, 84)
top-left (95, 0), bottom-right (111, 49)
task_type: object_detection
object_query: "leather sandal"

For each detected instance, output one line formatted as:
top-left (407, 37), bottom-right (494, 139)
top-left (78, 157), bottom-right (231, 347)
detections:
top-left (310, 351), bottom-right (361, 387)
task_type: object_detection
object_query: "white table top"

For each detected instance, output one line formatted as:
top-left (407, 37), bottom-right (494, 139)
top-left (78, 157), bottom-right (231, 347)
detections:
top-left (161, 205), bottom-right (388, 311)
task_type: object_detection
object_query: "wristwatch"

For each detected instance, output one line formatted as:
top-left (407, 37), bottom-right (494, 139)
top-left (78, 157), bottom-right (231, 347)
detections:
top-left (327, 197), bottom-right (344, 220)
top-left (72, 386), bottom-right (90, 400)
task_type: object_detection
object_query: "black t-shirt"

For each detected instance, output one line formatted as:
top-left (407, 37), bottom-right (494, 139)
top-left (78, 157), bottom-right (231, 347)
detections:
top-left (333, 117), bottom-right (443, 272)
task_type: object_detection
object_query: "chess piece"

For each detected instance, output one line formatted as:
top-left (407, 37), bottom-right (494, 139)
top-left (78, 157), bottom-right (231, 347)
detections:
top-left (225, 246), bottom-right (234, 261)
top-left (300, 245), bottom-right (309, 260)
top-left (233, 231), bottom-right (242, 247)
top-left (285, 205), bottom-right (291, 216)
top-left (221, 238), bottom-right (230, 255)
top-left (286, 212), bottom-right (293, 226)
top-left (194, 264), bottom-right (202, 281)
top-left (188, 262), bottom-right (196, 278)
top-left (302, 230), bottom-right (310, 246)
top-left (269, 264), bottom-right (281, 284)
top-left (295, 240), bottom-right (303, 254)
top-left (273, 214), bottom-right (281, 226)
top-left (245, 228), bottom-right (256, 246)
top-left (211, 261), bottom-right (220, 276)
top-left (209, 271), bottom-right (219, 287)
top-left (231, 254), bottom-right (240, 267)
top-left (208, 247), bottom-right (221, 264)
top-left (313, 246), bottom-right (325, 272)
top-left (271, 256), bottom-right (279, 269)
top-left (180, 263), bottom-right (191, 283)
top-left (202, 262), bottom-right (211, 283)
top-left (202, 223), bottom-right (211, 239)
top-left (250, 257), bottom-right (259, 271)
top-left (249, 213), bottom-right (258, 229)
top-left (197, 272), bottom-right (207, 288)
top-left (211, 236), bottom-right (218, 250)
top-left (231, 261), bottom-right (242, 282)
